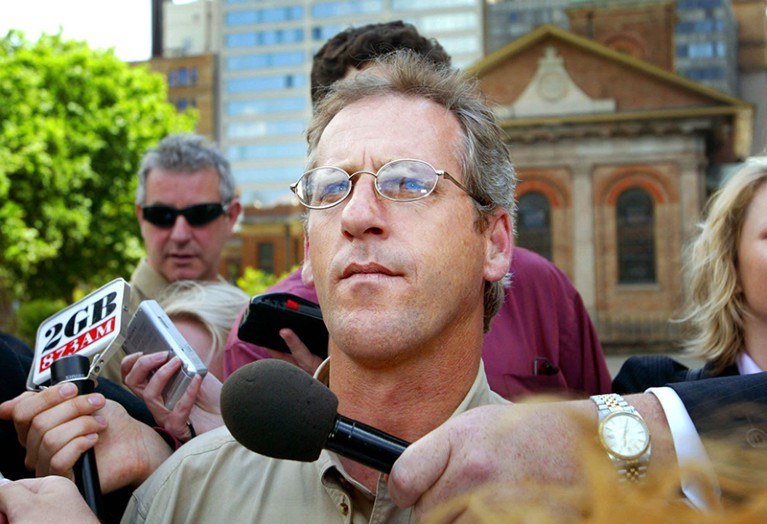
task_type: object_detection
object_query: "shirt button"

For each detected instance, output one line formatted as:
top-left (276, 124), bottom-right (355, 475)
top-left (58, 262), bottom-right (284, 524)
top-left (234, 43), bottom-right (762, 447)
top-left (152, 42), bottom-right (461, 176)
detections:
top-left (339, 501), bottom-right (349, 516)
top-left (746, 428), bottom-right (767, 448)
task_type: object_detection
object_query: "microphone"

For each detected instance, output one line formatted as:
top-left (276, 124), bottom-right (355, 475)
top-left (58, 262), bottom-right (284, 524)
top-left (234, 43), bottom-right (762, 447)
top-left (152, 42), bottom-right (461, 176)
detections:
top-left (27, 278), bottom-right (130, 391)
top-left (50, 354), bottom-right (103, 519)
top-left (221, 359), bottom-right (410, 473)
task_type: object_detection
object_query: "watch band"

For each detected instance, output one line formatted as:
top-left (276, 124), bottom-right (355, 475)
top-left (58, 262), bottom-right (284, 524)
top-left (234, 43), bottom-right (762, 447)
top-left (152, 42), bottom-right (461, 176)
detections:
top-left (591, 393), bottom-right (651, 482)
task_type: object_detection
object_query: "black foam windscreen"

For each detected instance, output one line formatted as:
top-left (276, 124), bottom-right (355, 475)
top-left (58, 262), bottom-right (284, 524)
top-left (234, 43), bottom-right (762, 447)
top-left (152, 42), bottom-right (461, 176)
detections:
top-left (221, 359), bottom-right (339, 461)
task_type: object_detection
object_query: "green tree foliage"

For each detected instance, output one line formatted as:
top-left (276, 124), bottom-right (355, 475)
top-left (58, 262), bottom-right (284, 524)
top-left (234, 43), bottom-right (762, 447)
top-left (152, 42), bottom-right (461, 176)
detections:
top-left (0, 31), bottom-right (196, 305)
top-left (236, 266), bottom-right (299, 297)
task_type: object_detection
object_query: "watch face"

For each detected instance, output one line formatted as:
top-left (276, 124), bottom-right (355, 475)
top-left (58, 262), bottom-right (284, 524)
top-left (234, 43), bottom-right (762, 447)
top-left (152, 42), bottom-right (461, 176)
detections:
top-left (599, 412), bottom-right (650, 460)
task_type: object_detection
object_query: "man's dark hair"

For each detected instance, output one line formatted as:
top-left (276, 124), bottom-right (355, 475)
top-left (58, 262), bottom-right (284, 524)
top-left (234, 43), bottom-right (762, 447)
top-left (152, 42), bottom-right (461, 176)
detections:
top-left (310, 20), bottom-right (452, 105)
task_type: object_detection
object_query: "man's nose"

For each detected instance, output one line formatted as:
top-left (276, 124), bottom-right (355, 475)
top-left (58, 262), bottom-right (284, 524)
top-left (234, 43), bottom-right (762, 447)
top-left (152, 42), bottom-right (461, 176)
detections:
top-left (168, 215), bottom-right (193, 240)
top-left (340, 174), bottom-right (387, 238)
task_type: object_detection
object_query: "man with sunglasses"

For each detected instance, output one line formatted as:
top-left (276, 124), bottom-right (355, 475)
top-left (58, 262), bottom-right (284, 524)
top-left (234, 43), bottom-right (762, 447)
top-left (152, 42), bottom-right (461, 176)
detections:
top-left (134, 133), bottom-right (240, 287)
top-left (0, 133), bottom-right (242, 519)
top-left (95, 133), bottom-right (242, 386)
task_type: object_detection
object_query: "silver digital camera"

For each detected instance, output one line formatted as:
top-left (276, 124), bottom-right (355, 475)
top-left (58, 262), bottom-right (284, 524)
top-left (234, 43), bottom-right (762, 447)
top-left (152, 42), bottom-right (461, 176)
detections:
top-left (123, 300), bottom-right (208, 410)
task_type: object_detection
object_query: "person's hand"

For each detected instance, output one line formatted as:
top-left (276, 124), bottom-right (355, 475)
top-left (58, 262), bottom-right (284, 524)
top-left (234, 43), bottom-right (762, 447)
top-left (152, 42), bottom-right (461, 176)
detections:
top-left (388, 396), bottom-right (675, 518)
top-left (0, 384), bottom-right (172, 492)
top-left (272, 328), bottom-right (323, 375)
top-left (122, 352), bottom-right (224, 440)
top-left (0, 476), bottom-right (98, 524)
top-left (121, 351), bottom-right (171, 399)
top-left (387, 402), bottom-right (594, 517)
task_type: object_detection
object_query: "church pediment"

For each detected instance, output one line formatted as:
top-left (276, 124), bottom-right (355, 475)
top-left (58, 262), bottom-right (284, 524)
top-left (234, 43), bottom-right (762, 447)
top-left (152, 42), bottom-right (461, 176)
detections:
top-left (467, 24), bottom-right (752, 158)
top-left (493, 46), bottom-right (615, 119)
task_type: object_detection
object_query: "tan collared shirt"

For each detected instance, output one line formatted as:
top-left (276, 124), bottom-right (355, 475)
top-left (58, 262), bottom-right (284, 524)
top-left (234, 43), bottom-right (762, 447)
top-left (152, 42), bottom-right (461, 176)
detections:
top-left (100, 258), bottom-right (232, 385)
top-left (99, 258), bottom-right (172, 385)
top-left (122, 361), bottom-right (508, 523)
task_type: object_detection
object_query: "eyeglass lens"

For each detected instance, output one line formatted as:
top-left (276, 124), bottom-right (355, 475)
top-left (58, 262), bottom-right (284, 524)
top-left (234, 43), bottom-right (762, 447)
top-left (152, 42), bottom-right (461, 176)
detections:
top-left (298, 160), bottom-right (438, 208)
top-left (142, 203), bottom-right (226, 228)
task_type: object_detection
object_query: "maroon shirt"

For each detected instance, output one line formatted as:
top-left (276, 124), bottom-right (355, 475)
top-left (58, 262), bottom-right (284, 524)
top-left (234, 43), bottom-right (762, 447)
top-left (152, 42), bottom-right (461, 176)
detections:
top-left (223, 247), bottom-right (611, 400)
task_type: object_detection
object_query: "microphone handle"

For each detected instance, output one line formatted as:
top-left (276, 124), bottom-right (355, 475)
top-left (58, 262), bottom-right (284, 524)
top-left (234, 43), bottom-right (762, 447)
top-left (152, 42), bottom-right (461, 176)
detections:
top-left (326, 415), bottom-right (410, 473)
top-left (50, 355), bottom-right (104, 519)
top-left (71, 377), bottom-right (104, 518)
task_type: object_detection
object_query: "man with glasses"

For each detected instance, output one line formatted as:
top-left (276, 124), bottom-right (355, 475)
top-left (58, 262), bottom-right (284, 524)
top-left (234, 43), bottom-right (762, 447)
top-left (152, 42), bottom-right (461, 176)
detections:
top-left (4, 49), bottom-right (765, 524)
top-left (223, 20), bottom-right (612, 401)
top-left (120, 49), bottom-right (766, 523)
top-left (120, 49), bottom-right (515, 523)
top-left (99, 133), bottom-right (242, 385)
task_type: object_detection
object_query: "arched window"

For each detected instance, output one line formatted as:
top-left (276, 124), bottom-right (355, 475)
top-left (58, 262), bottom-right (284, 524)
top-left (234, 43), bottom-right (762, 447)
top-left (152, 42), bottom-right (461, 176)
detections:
top-left (616, 187), bottom-right (656, 284)
top-left (517, 191), bottom-right (552, 261)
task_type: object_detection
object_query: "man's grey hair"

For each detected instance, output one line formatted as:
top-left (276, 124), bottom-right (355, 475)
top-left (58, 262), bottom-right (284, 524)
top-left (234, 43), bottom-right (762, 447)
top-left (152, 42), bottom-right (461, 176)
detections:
top-left (306, 50), bottom-right (517, 331)
top-left (136, 133), bottom-right (236, 204)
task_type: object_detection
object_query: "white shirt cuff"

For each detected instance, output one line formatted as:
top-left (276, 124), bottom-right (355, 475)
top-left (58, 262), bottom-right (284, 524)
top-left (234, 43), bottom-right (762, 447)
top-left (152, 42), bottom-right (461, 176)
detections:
top-left (647, 386), bottom-right (721, 511)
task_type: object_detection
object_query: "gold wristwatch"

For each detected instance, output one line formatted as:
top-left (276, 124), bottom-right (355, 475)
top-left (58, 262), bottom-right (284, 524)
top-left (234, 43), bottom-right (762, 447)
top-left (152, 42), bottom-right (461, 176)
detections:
top-left (590, 393), bottom-right (651, 482)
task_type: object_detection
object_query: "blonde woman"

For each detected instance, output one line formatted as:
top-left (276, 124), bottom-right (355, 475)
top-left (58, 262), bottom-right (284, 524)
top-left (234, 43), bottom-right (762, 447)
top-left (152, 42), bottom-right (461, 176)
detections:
top-left (122, 281), bottom-right (249, 441)
top-left (614, 156), bottom-right (767, 391)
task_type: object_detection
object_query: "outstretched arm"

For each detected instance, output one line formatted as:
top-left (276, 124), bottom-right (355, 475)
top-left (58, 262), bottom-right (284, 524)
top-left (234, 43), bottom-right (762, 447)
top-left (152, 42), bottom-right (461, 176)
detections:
top-left (388, 395), bottom-right (674, 517)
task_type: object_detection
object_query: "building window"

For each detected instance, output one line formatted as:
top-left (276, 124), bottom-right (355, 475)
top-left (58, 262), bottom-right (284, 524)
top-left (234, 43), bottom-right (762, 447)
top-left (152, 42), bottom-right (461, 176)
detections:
top-left (177, 68), bottom-right (189, 86)
top-left (517, 191), bottom-right (552, 261)
top-left (226, 120), bottom-right (306, 138)
top-left (226, 6), bottom-right (304, 26)
top-left (312, 24), bottom-right (344, 42)
top-left (226, 96), bottom-right (306, 116)
top-left (258, 242), bottom-right (275, 274)
top-left (312, 0), bottom-right (383, 18)
top-left (616, 187), bottom-right (656, 284)
top-left (226, 50), bottom-right (305, 71)
top-left (226, 73), bottom-right (306, 93)
top-left (227, 143), bottom-right (305, 161)
top-left (226, 28), bottom-right (305, 47)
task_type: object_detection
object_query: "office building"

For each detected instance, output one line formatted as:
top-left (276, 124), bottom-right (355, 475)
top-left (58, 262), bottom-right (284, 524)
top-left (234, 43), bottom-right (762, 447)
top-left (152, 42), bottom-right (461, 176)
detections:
top-left (218, 0), bottom-right (485, 206)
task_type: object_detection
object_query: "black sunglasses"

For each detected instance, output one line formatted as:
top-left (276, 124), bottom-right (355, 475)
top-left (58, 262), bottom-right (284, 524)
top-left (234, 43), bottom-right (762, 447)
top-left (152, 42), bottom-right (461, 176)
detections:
top-left (141, 202), bottom-right (229, 228)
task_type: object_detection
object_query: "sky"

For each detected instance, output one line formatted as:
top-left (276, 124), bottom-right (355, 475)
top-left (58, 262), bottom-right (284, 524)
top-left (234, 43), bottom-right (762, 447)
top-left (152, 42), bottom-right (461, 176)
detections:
top-left (0, 0), bottom-right (154, 62)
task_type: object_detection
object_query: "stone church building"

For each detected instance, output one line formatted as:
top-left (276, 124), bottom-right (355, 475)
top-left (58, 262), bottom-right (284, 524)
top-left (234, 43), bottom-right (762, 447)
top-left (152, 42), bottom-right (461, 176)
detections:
top-left (469, 22), bottom-right (751, 346)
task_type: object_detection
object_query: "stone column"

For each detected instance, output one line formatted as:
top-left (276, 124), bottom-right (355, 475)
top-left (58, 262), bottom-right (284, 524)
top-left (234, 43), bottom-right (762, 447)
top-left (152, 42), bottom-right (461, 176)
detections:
top-left (571, 161), bottom-right (596, 313)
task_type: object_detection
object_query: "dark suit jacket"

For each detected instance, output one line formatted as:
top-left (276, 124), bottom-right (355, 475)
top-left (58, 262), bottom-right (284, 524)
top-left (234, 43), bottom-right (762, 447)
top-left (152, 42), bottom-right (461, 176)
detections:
top-left (612, 355), bottom-right (738, 395)
top-left (670, 372), bottom-right (767, 447)
top-left (613, 354), bottom-right (767, 448)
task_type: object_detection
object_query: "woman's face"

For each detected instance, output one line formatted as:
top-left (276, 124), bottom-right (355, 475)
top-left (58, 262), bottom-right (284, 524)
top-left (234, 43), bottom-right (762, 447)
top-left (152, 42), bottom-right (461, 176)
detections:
top-left (737, 182), bottom-right (767, 325)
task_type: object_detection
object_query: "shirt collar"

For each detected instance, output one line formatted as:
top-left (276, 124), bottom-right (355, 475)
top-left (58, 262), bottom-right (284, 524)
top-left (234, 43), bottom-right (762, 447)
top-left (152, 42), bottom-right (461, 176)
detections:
top-left (313, 358), bottom-right (506, 491)
top-left (737, 351), bottom-right (763, 375)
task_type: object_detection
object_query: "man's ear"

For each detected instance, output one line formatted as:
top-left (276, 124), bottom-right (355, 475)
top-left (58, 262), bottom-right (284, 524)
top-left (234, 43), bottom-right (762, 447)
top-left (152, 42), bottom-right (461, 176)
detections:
top-left (483, 209), bottom-right (513, 283)
top-left (301, 235), bottom-right (315, 289)
top-left (226, 199), bottom-right (242, 233)
top-left (136, 203), bottom-right (148, 240)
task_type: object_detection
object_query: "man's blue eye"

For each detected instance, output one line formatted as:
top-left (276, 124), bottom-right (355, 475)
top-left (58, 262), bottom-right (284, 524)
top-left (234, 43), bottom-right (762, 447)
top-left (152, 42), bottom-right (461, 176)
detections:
top-left (379, 176), bottom-right (429, 199)
top-left (401, 178), bottom-right (428, 191)
top-left (318, 180), bottom-right (349, 202)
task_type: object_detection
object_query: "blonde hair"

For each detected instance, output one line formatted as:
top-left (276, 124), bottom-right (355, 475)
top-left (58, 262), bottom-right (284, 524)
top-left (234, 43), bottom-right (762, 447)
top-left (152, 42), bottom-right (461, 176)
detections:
top-left (157, 281), bottom-right (249, 363)
top-left (679, 157), bottom-right (767, 372)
